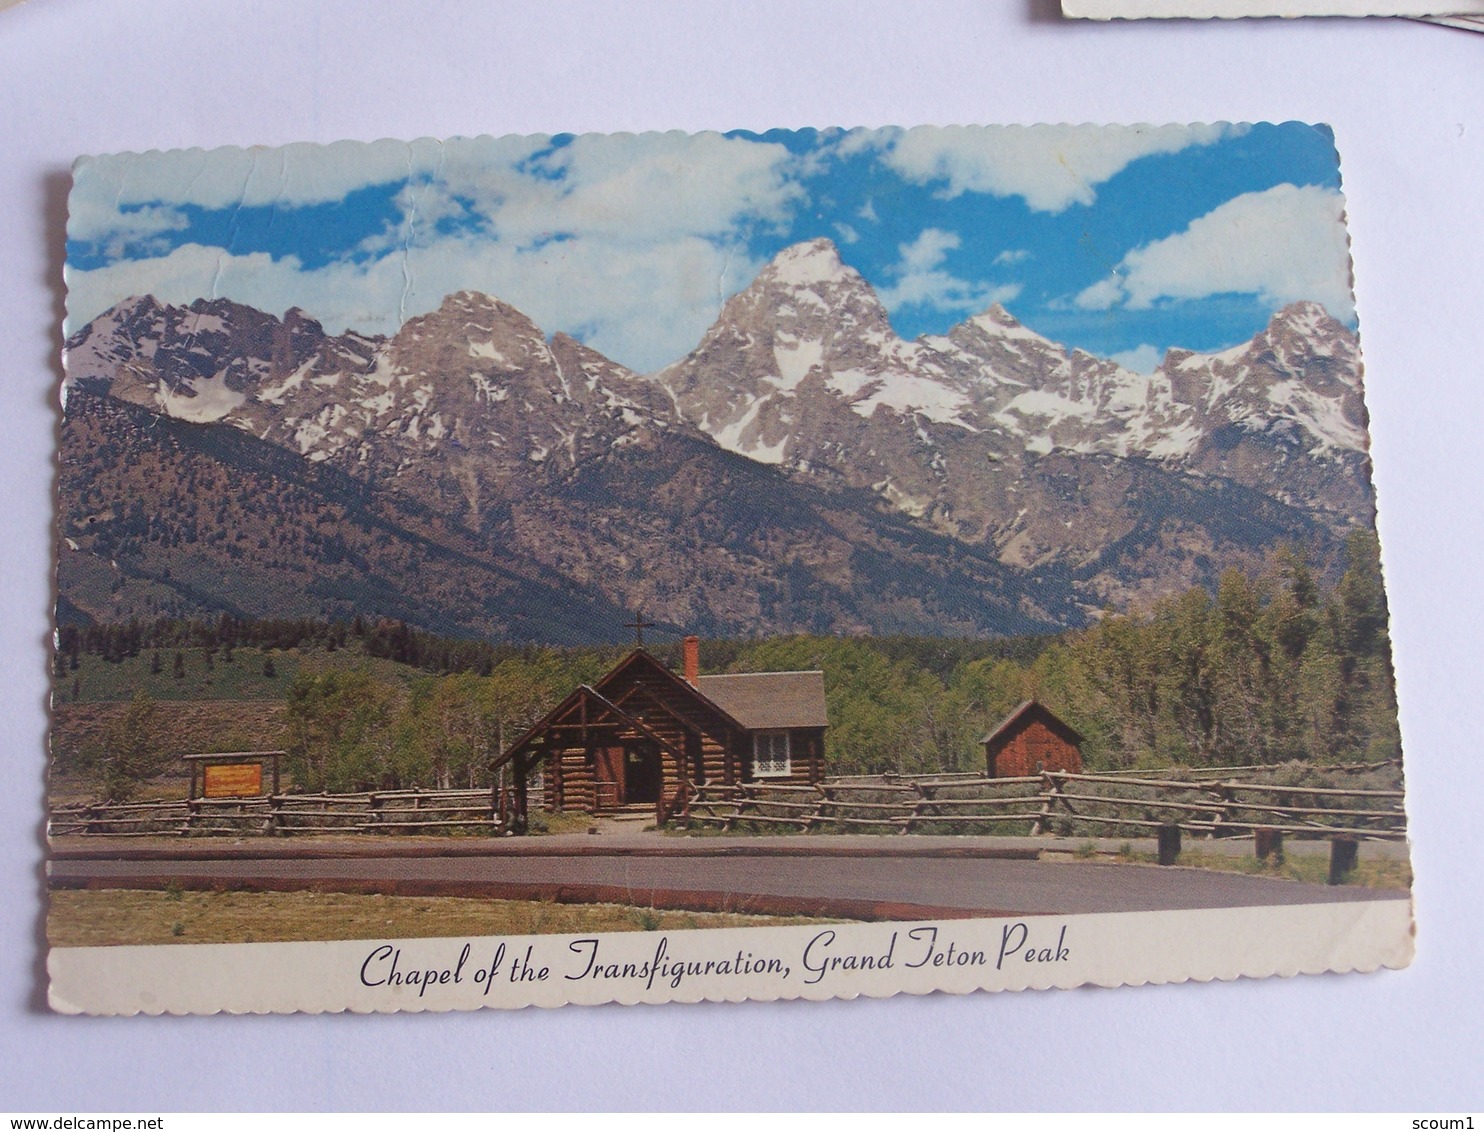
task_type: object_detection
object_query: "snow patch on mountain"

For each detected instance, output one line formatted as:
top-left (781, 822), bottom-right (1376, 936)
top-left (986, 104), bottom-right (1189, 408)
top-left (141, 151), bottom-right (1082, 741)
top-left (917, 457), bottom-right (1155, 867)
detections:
top-left (157, 373), bottom-right (248, 423)
top-left (773, 338), bottom-right (823, 388)
top-left (852, 373), bottom-right (973, 428)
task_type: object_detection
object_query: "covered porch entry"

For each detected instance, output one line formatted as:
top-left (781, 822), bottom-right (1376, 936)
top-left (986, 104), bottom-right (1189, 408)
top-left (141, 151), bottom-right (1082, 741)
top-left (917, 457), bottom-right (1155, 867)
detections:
top-left (490, 684), bottom-right (694, 832)
top-left (594, 740), bottom-right (662, 809)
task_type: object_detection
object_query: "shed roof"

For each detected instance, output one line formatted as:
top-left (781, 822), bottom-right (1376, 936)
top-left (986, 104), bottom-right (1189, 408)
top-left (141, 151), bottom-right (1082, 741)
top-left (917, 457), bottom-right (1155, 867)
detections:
top-left (696, 671), bottom-right (828, 731)
top-left (980, 700), bottom-right (1083, 748)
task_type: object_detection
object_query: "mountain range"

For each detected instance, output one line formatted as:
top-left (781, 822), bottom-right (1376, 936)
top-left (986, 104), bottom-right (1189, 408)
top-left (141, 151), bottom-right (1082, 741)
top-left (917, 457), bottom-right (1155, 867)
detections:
top-left (59, 238), bottom-right (1375, 642)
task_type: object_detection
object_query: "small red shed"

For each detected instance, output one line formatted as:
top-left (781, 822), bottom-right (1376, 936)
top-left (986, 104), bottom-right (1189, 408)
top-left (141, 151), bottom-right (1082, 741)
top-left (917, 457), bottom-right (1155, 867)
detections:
top-left (981, 701), bottom-right (1083, 778)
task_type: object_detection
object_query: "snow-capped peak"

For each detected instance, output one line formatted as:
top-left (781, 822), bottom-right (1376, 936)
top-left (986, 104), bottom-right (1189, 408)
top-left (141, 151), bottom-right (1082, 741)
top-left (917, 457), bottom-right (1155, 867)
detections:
top-left (1268, 300), bottom-right (1341, 340)
top-left (967, 303), bottom-right (1050, 344)
top-left (67, 278), bottom-right (1371, 561)
top-left (762, 238), bottom-right (857, 288)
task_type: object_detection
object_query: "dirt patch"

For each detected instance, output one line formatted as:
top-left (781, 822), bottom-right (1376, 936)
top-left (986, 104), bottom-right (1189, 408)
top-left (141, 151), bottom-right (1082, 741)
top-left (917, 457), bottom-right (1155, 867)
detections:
top-left (47, 887), bottom-right (839, 947)
top-left (50, 700), bottom-right (288, 795)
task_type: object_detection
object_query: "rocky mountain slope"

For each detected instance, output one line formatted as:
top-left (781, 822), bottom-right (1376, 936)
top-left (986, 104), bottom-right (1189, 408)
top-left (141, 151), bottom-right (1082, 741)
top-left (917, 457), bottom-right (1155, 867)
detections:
top-left (58, 388), bottom-right (1080, 638)
top-left (60, 239), bottom-right (1375, 639)
top-left (653, 238), bottom-right (1372, 537)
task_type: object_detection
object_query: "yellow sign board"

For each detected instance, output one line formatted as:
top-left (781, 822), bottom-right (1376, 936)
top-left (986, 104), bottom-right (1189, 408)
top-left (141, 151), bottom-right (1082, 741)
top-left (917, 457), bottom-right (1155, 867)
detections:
top-left (203, 762), bottom-right (263, 798)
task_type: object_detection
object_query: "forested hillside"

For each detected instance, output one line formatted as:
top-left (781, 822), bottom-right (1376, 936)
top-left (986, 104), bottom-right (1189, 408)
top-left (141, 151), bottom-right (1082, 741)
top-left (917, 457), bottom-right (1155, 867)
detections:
top-left (53, 532), bottom-right (1397, 797)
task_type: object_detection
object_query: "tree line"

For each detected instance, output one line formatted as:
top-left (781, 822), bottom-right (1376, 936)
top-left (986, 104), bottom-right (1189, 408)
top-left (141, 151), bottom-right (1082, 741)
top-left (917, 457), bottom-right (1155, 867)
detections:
top-left (54, 614), bottom-right (585, 678)
top-left (276, 532), bottom-right (1397, 791)
top-left (60, 531), bottom-right (1400, 796)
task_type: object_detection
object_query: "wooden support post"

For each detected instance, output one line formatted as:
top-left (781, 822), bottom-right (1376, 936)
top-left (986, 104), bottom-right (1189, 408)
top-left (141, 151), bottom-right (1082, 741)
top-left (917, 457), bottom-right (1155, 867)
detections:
top-left (1254, 827), bottom-right (1284, 863)
top-left (514, 754), bottom-right (529, 835)
top-left (1212, 783), bottom-right (1234, 840)
top-left (1328, 837), bottom-right (1359, 885)
top-left (497, 763), bottom-right (508, 831)
top-left (1157, 823), bottom-right (1182, 866)
top-left (1032, 772), bottom-right (1059, 836)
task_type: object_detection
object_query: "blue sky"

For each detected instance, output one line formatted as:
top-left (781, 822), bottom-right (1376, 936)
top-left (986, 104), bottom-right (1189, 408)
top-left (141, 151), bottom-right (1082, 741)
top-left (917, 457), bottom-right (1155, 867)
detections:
top-left (66, 124), bottom-right (1355, 373)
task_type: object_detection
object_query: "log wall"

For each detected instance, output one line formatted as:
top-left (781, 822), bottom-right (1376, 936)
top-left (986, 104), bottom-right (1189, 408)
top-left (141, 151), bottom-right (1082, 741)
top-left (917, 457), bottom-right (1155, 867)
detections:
top-left (989, 719), bottom-right (1082, 778)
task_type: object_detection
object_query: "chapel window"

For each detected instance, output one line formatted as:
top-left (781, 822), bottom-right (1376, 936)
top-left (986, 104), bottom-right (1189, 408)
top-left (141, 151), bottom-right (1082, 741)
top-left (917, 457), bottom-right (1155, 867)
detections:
top-left (752, 730), bottom-right (791, 778)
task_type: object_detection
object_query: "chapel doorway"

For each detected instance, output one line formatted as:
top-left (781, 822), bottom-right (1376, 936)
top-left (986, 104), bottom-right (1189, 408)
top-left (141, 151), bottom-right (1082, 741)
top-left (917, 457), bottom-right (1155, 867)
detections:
top-left (624, 741), bottom-right (661, 805)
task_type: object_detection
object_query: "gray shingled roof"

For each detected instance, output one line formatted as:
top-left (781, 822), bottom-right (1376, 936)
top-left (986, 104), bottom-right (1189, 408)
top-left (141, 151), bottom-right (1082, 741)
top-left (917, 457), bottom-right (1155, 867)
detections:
top-left (696, 671), bottom-right (828, 730)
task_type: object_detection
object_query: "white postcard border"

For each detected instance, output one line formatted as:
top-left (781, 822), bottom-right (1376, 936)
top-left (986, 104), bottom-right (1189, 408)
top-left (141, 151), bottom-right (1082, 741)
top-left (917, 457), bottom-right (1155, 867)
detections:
top-left (48, 899), bottom-right (1414, 1016)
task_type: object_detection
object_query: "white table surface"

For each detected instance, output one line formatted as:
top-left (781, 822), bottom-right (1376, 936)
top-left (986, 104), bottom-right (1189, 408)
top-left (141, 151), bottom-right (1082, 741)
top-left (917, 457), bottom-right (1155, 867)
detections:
top-left (1, 0), bottom-right (1479, 1112)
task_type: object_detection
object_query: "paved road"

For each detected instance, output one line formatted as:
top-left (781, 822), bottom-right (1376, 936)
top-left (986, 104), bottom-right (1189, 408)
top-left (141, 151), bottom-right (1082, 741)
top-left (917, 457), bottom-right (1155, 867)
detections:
top-left (49, 840), bottom-right (1409, 919)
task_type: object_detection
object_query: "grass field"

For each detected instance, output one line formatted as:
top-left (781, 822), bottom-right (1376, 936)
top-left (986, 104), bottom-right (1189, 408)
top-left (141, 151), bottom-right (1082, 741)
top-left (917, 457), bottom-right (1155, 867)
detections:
top-left (47, 888), bottom-right (840, 947)
top-left (1100, 843), bottom-right (1413, 889)
top-left (54, 643), bottom-right (415, 704)
top-left (50, 700), bottom-right (288, 790)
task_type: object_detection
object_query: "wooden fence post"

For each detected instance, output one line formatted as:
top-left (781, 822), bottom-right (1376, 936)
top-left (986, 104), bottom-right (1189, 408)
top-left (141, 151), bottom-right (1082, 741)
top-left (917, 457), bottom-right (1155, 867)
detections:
top-left (902, 784), bottom-right (924, 835)
top-left (1157, 823), bottom-right (1182, 866)
top-left (1254, 827), bottom-right (1283, 863)
top-left (1328, 837), bottom-right (1359, 885)
top-left (514, 754), bottom-right (529, 835)
top-left (1212, 783), bottom-right (1235, 840)
top-left (1032, 772), bottom-right (1059, 836)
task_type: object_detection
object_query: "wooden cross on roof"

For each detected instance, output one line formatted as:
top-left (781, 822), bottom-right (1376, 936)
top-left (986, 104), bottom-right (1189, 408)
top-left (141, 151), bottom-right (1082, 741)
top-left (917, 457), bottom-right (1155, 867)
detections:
top-left (625, 611), bottom-right (656, 647)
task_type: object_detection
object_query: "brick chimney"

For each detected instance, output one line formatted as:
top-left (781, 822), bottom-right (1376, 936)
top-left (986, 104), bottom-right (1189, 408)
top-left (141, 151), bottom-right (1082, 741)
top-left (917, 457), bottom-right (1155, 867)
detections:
top-left (683, 635), bottom-right (700, 687)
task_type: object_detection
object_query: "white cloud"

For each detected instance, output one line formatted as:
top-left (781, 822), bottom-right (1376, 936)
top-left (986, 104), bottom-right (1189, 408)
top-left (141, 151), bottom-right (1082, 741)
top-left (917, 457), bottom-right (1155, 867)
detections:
top-left (1108, 344), bottom-right (1163, 374)
top-left (67, 245), bottom-right (317, 336)
top-left (66, 133), bottom-right (807, 371)
top-left (841, 124), bottom-right (1239, 213)
top-left (1073, 183), bottom-right (1355, 321)
top-left (877, 228), bottom-right (1021, 315)
top-left (993, 248), bottom-right (1031, 266)
top-left (900, 229), bottom-right (960, 273)
top-left (1072, 277), bottom-right (1126, 311)
top-left (66, 233), bottom-right (767, 374)
top-left (833, 222), bottom-right (861, 245)
top-left (857, 198), bottom-right (879, 223)
top-left (67, 198), bottom-right (188, 258)
top-left (71, 138), bottom-right (460, 232)
top-left (354, 131), bottom-right (803, 255)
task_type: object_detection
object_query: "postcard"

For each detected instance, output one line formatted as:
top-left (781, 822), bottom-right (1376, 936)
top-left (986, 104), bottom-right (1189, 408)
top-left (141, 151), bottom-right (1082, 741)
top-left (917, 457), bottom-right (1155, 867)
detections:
top-left (48, 125), bottom-right (1413, 1015)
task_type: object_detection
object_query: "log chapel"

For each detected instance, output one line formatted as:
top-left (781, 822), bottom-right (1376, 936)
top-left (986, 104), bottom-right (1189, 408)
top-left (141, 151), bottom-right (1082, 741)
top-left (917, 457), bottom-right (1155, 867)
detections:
top-left (490, 636), bottom-right (828, 829)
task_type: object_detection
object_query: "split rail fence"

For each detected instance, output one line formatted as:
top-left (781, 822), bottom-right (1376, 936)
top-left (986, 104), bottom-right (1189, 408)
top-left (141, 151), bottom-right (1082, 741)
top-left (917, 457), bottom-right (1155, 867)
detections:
top-left (49, 764), bottom-right (1406, 843)
top-left (685, 765), bottom-right (1407, 842)
top-left (48, 788), bottom-right (505, 838)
